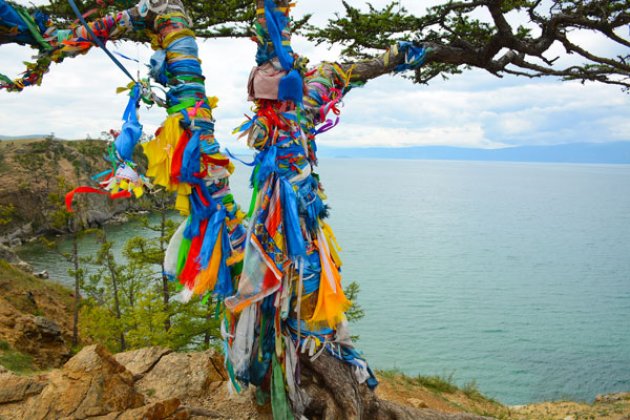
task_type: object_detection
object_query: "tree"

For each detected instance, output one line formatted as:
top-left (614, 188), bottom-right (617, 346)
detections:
top-left (1, 0), bottom-right (627, 91)
top-left (44, 176), bottom-right (91, 348)
top-left (123, 190), bottom-right (178, 332)
top-left (80, 227), bottom-right (222, 352)
top-left (307, 0), bottom-right (629, 89)
top-left (1, 0), bottom-right (627, 418)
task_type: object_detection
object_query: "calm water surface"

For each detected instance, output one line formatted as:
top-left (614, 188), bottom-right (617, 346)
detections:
top-left (19, 159), bottom-right (630, 405)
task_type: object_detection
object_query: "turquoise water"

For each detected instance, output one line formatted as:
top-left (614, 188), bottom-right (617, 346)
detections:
top-left (18, 159), bottom-right (630, 405)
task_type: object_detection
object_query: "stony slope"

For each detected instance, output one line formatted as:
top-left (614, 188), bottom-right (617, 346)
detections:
top-left (0, 345), bottom-right (495, 420)
top-left (0, 138), bottom-right (146, 246)
top-left (0, 260), bottom-right (74, 369)
top-left (0, 259), bottom-right (628, 419)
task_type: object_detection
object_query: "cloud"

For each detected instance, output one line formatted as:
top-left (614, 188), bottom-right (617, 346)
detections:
top-left (0, 1), bottom-right (628, 149)
top-left (317, 122), bottom-right (503, 148)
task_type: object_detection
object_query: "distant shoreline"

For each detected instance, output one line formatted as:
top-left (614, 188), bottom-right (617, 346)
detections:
top-left (2, 136), bottom-right (630, 165)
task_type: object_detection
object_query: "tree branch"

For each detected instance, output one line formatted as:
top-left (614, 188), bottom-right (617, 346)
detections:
top-left (306, 0), bottom-right (630, 91)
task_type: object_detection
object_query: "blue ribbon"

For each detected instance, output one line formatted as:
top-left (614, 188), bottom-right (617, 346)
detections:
top-left (197, 207), bottom-right (226, 269)
top-left (280, 178), bottom-right (306, 258)
top-left (394, 41), bottom-right (427, 73)
top-left (67, 0), bottom-right (136, 82)
top-left (114, 84), bottom-right (143, 161)
top-left (263, 0), bottom-right (294, 71)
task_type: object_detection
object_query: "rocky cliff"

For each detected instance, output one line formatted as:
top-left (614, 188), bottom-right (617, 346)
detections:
top-left (0, 259), bottom-right (73, 369)
top-left (0, 138), bottom-right (147, 246)
top-left (0, 259), bottom-right (628, 419)
top-left (0, 344), bottom-right (499, 420)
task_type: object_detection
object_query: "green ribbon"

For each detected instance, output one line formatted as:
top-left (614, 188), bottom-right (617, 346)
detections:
top-left (271, 354), bottom-right (294, 420)
top-left (166, 98), bottom-right (198, 115)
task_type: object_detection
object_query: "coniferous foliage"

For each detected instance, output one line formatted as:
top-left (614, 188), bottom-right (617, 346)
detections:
top-left (14, 0), bottom-right (629, 90)
top-left (79, 200), bottom-right (221, 352)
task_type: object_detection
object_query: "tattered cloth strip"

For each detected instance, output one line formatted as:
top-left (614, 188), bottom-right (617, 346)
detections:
top-left (222, 1), bottom-right (427, 416)
top-left (66, 82), bottom-right (149, 210)
top-left (0, 0), bottom-right (135, 91)
top-left (139, 10), bottom-right (246, 300)
top-left (46, 0), bottom-right (246, 302)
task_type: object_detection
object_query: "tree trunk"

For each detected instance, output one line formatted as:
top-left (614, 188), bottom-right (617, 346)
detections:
top-left (203, 297), bottom-right (213, 348)
top-left (298, 352), bottom-right (491, 420)
top-left (159, 207), bottom-right (171, 332)
top-left (102, 230), bottom-right (126, 352)
top-left (71, 233), bottom-right (80, 348)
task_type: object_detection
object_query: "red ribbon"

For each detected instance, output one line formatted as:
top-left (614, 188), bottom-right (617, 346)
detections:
top-left (65, 186), bottom-right (132, 212)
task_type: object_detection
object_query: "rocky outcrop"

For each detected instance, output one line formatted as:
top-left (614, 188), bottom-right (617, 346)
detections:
top-left (0, 139), bottom-right (149, 245)
top-left (0, 261), bottom-right (73, 369)
top-left (0, 344), bottom-right (497, 420)
top-left (0, 345), bottom-right (254, 420)
top-left (12, 315), bottom-right (69, 367)
top-left (0, 369), bottom-right (47, 405)
top-left (21, 345), bottom-right (145, 419)
top-left (114, 346), bottom-right (257, 419)
top-left (0, 244), bottom-right (32, 273)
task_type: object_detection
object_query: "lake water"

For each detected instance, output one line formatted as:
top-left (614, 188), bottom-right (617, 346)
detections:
top-left (18, 159), bottom-right (630, 405)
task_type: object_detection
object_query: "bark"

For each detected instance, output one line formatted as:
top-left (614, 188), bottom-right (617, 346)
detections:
top-left (159, 207), bottom-right (171, 332)
top-left (101, 230), bottom-right (126, 352)
top-left (71, 233), bottom-right (80, 347)
top-left (342, 52), bottom-right (405, 85)
top-left (298, 352), bottom-right (491, 420)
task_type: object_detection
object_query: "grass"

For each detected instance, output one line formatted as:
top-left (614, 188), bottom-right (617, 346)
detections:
top-left (0, 260), bottom-right (73, 306)
top-left (378, 368), bottom-right (460, 393)
top-left (379, 368), bottom-right (502, 404)
top-left (0, 340), bottom-right (9, 351)
top-left (415, 372), bottom-right (459, 394)
top-left (461, 380), bottom-right (488, 402)
top-left (0, 342), bottom-right (36, 374)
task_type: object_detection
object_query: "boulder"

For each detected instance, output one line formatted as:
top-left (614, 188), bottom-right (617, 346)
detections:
top-left (12, 314), bottom-right (69, 368)
top-left (0, 244), bottom-right (32, 272)
top-left (134, 349), bottom-right (227, 401)
top-left (114, 346), bottom-right (172, 377)
top-left (0, 370), bottom-right (47, 404)
top-left (21, 344), bottom-right (145, 419)
top-left (116, 398), bottom-right (184, 420)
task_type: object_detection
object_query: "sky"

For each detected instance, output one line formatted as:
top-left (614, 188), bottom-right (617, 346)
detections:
top-left (0, 0), bottom-right (628, 152)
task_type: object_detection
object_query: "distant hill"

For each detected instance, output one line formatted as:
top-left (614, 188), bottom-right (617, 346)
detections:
top-left (0, 134), bottom-right (50, 141)
top-left (317, 142), bottom-right (630, 164)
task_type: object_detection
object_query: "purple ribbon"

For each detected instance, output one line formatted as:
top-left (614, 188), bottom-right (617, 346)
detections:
top-left (315, 116), bottom-right (340, 134)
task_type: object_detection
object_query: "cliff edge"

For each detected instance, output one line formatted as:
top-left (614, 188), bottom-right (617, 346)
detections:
top-left (0, 259), bottom-right (628, 419)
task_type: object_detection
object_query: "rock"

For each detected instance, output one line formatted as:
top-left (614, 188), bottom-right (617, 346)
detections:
top-left (0, 244), bottom-right (20, 262)
top-left (407, 397), bottom-right (429, 408)
top-left (594, 392), bottom-right (630, 403)
top-left (13, 261), bottom-right (33, 273)
top-left (0, 243), bottom-right (32, 272)
top-left (21, 344), bottom-right (145, 419)
top-left (8, 237), bottom-right (22, 247)
top-left (135, 349), bottom-right (227, 401)
top-left (0, 224), bottom-right (32, 248)
top-left (110, 213), bottom-right (130, 224)
top-left (0, 370), bottom-right (48, 404)
top-left (116, 398), bottom-right (183, 420)
top-left (33, 316), bottom-right (62, 341)
top-left (114, 346), bottom-right (172, 377)
top-left (33, 270), bottom-right (48, 279)
top-left (85, 209), bottom-right (112, 227)
top-left (12, 314), bottom-right (69, 368)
